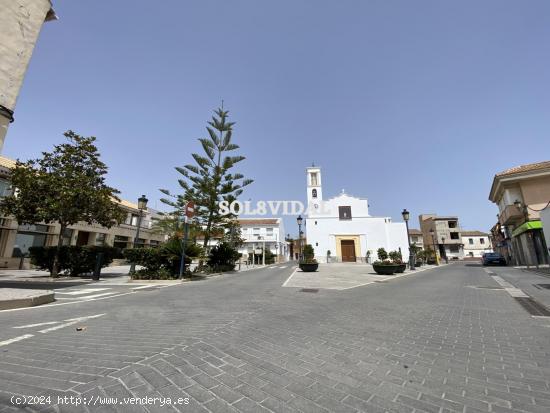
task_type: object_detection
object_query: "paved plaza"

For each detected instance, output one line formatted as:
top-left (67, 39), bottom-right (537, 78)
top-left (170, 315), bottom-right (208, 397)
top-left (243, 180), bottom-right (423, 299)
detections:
top-left (1, 263), bottom-right (550, 412)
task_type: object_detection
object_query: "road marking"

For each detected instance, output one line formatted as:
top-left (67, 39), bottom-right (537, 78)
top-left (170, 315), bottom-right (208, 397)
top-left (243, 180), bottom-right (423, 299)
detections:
top-left (0, 334), bottom-right (34, 347)
top-left (0, 292), bottom-right (135, 313)
top-left (39, 320), bottom-right (80, 333)
top-left (55, 288), bottom-right (110, 295)
top-left (131, 285), bottom-right (160, 290)
top-left (76, 292), bottom-right (118, 300)
top-left (38, 314), bottom-right (105, 333)
top-left (279, 266), bottom-right (288, 269)
top-left (13, 321), bottom-right (59, 329)
top-left (282, 268), bottom-right (298, 287)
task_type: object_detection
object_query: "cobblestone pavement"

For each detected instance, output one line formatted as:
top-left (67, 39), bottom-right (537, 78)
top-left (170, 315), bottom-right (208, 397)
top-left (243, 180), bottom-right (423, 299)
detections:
top-left (1, 263), bottom-right (550, 412)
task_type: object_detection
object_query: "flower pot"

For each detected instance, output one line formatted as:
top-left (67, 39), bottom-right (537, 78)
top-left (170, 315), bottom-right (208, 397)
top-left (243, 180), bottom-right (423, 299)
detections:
top-left (394, 263), bottom-right (406, 273)
top-left (372, 263), bottom-right (400, 275)
top-left (299, 263), bottom-right (319, 272)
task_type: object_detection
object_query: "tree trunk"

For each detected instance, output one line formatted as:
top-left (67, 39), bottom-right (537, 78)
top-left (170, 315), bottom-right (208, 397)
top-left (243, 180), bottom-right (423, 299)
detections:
top-left (51, 223), bottom-right (66, 277)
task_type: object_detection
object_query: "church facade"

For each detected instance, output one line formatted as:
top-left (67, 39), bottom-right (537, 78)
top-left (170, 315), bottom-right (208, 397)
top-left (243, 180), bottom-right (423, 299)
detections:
top-left (305, 166), bottom-right (409, 263)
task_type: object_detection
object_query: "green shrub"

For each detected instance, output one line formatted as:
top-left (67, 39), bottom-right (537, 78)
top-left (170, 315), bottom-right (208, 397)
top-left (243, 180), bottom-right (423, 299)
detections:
top-left (29, 245), bottom-right (116, 276)
top-left (207, 242), bottom-right (240, 272)
top-left (123, 237), bottom-right (204, 277)
top-left (388, 250), bottom-right (402, 264)
top-left (377, 248), bottom-right (388, 261)
top-left (300, 244), bottom-right (317, 264)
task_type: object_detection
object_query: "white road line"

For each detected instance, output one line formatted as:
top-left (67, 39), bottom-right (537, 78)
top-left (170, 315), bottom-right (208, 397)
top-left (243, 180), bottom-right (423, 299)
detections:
top-left (132, 285), bottom-right (159, 290)
top-left (38, 313), bottom-right (105, 333)
top-left (282, 268), bottom-right (298, 287)
top-left (55, 288), bottom-right (110, 295)
top-left (0, 292), bottom-right (135, 313)
top-left (0, 334), bottom-right (34, 347)
top-left (491, 276), bottom-right (529, 298)
top-left (13, 321), bottom-right (60, 329)
top-left (65, 313), bottom-right (106, 322)
top-left (39, 320), bottom-right (80, 333)
top-left (75, 292), bottom-right (118, 300)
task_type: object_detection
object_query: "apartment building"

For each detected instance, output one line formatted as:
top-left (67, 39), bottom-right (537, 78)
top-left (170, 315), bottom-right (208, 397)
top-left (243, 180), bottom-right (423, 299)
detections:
top-left (408, 229), bottom-right (424, 249)
top-left (238, 218), bottom-right (288, 263)
top-left (0, 0), bottom-right (56, 151)
top-left (0, 156), bottom-right (165, 268)
top-left (489, 161), bottom-right (550, 266)
top-left (419, 214), bottom-right (464, 260)
top-left (461, 230), bottom-right (492, 258)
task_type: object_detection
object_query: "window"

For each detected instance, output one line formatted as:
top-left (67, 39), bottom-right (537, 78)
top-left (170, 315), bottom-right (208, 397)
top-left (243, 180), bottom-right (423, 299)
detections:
top-left (0, 179), bottom-right (12, 197)
top-left (315, 221), bottom-right (317, 225)
top-left (480, 238), bottom-right (485, 245)
top-left (266, 228), bottom-right (273, 238)
top-left (469, 238), bottom-right (473, 245)
top-left (253, 227), bottom-right (260, 238)
top-left (61, 228), bottom-right (73, 246)
top-left (312, 189), bottom-right (317, 198)
top-left (310, 172), bottom-right (318, 186)
top-left (412, 236), bottom-right (418, 242)
top-left (450, 232), bottom-right (459, 240)
top-left (339, 206), bottom-right (352, 220)
top-left (95, 233), bottom-right (107, 246)
top-left (448, 221), bottom-right (457, 228)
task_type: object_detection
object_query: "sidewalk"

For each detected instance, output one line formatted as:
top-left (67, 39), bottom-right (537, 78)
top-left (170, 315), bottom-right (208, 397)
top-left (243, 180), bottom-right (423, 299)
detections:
top-left (283, 262), bottom-right (446, 290)
top-left (491, 265), bottom-right (550, 309)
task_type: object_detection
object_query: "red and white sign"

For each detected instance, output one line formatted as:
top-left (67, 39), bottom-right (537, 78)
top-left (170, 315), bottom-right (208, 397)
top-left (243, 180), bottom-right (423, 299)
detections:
top-left (185, 201), bottom-right (195, 218)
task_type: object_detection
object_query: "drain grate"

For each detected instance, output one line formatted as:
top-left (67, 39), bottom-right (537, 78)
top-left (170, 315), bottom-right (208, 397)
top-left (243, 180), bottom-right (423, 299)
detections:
top-left (514, 297), bottom-right (550, 316)
top-left (300, 288), bottom-right (319, 293)
top-left (534, 284), bottom-right (550, 290)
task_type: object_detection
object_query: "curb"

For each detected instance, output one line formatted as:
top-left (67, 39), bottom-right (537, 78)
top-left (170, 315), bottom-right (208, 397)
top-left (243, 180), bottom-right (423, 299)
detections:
top-left (0, 291), bottom-right (55, 310)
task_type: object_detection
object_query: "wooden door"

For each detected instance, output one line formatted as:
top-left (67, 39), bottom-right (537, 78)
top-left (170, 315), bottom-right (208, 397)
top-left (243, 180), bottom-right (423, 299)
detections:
top-left (341, 240), bottom-right (356, 262)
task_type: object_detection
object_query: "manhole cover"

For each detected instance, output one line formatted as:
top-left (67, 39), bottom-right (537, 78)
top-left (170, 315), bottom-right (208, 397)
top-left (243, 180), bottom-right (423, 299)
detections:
top-left (534, 284), bottom-right (550, 290)
top-left (514, 297), bottom-right (550, 316)
top-left (300, 288), bottom-right (319, 293)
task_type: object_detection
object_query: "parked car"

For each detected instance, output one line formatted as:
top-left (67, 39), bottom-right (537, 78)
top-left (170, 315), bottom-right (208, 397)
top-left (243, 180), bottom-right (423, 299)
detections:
top-left (482, 252), bottom-right (506, 266)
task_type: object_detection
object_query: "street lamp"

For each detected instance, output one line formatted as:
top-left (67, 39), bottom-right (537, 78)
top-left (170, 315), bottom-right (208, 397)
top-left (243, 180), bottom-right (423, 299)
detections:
top-left (297, 215), bottom-right (303, 260)
top-left (129, 194), bottom-right (148, 274)
top-left (401, 209), bottom-right (415, 270)
top-left (429, 228), bottom-right (439, 266)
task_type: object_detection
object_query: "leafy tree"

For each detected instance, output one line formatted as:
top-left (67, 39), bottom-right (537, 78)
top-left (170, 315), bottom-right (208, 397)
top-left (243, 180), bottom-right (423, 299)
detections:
top-left (160, 107), bottom-right (253, 254)
top-left (0, 131), bottom-right (125, 276)
top-left (410, 242), bottom-right (421, 256)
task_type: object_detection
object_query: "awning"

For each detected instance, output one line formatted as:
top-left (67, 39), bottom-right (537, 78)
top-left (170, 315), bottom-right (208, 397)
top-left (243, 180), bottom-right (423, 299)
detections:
top-left (512, 220), bottom-right (542, 237)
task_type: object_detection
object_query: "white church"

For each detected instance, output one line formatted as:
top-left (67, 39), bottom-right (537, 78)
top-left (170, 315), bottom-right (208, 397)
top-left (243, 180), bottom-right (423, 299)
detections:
top-left (305, 166), bottom-right (410, 263)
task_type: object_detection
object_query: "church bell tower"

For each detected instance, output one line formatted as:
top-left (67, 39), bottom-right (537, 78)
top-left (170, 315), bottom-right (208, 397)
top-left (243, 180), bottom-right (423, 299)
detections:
top-left (306, 165), bottom-right (323, 209)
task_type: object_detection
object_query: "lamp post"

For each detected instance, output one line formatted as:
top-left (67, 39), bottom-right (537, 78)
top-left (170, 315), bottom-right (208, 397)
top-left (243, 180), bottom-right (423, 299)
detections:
top-left (441, 235), bottom-right (448, 263)
top-left (297, 215), bottom-right (303, 260)
top-left (274, 242), bottom-right (279, 264)
top-left (402, 209), bottom-right (415, 270)
top-left (129, 194), bottom-right (148, 274)
top-left (430, 228), bottom-right (439, 266)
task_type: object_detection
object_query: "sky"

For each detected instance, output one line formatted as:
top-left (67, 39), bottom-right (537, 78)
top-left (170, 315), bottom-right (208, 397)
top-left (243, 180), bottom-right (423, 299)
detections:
top-left (4, 0), bottom-right (550, 235)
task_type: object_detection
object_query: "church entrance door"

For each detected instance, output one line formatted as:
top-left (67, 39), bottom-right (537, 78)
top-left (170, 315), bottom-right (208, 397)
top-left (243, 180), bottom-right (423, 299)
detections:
top-left (341, 240), bottom-right (356, 262)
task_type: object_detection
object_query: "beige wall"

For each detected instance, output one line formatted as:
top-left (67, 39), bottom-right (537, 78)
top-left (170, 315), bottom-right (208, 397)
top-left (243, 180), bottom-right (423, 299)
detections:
top-left (0, 0), bottom-right (53, 150)
top-left (520, 176), bottom-right (550, 220)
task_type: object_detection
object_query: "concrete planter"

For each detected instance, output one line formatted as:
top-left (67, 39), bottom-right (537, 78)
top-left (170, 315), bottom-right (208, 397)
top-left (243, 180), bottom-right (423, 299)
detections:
top-left (372, 263), bottom-right (400, 275)
top-left (299, 263), bottom-right (319, 272)
top-left (394, 263), bottom-right (407, 273)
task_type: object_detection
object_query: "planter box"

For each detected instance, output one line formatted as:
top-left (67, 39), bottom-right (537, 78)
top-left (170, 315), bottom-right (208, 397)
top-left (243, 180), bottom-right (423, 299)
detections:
top-left (394, 263), bottom-right (406, 273)
top-left (415, 261), bottom-right (423, 267)
top-left (372, 264), bottom-right (400, 275)
top-left (299, 263), bottom-right (319, 272)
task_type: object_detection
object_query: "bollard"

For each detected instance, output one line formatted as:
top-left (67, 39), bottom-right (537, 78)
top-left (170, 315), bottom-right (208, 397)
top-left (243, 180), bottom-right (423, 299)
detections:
top-left (92, 252), bottom-right (104, 281)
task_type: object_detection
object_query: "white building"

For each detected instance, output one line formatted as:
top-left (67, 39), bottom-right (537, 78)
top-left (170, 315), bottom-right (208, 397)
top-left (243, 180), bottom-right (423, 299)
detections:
top-left (305, 166), bottom-right (409, 263)
top-left (461, 231), bottom-right (492, 258)
top-left (238, 218), bottom-right (288, 263)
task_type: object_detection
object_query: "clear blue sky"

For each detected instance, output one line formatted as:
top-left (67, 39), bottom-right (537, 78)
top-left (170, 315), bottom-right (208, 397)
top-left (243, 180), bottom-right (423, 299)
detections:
top-left (4, 0), bottom-right (550, 235)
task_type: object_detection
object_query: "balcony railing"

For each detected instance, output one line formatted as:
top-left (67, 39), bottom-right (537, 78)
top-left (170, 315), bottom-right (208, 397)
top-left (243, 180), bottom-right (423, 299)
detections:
top-left (499, 204), bottom-right (524, 226)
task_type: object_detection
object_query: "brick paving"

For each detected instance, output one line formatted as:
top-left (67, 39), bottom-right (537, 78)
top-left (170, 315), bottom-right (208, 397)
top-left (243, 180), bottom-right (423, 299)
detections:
top-left (1, 263), bottom-right (550, 412)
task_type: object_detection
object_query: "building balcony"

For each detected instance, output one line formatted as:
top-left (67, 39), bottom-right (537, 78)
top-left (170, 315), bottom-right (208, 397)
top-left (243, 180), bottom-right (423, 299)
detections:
top-left (499, 204), bottom-right (525, 226)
